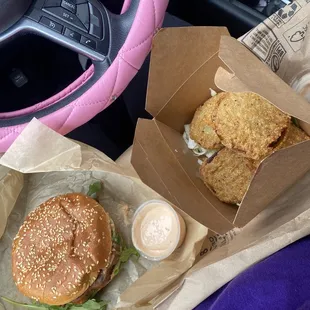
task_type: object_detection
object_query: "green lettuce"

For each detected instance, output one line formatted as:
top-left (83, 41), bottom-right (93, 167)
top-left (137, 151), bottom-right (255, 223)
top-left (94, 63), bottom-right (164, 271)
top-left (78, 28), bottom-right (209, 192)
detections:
top-left (111, 232), bottom-right (140, 277)
top-left (1, 297), bottom-right (108, 310)
top-left (292, 117), bottom-right (300, 128)
top-left (86, 182), bottom-right (103, 200)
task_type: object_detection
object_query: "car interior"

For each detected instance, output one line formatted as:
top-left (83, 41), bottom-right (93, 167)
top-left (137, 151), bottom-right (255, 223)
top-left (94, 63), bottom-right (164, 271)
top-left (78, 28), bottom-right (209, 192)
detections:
top-left (0, 0), bottom-right (291, 159)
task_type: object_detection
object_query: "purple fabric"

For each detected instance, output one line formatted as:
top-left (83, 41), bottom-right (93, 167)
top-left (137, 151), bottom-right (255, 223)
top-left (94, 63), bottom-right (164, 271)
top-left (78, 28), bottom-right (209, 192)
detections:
top-left (196, 235), bottom-right (310, 310)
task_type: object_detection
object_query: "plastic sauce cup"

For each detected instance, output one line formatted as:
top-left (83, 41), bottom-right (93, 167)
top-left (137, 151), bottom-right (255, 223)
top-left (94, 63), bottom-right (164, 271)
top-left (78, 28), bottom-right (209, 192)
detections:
top-left (131, 200), bottom-right (186, 261)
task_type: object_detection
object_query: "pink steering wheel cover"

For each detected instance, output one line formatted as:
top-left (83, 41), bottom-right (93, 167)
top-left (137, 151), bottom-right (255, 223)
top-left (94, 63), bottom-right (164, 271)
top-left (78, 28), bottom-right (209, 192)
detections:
top-left (0, 0), bottom-right (168, 152)
top-left (121, 0), bottom-right (132, 14)
top-left (0, 65), bottom-right (95, 119)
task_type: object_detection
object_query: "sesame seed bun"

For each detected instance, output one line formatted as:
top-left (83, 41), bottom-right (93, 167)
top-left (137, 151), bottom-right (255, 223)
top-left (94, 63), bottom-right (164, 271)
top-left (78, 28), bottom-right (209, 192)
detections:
top-left (12, 193), bottom-right (113, 306)
top-left (72, 218), bottom-right (121, 305)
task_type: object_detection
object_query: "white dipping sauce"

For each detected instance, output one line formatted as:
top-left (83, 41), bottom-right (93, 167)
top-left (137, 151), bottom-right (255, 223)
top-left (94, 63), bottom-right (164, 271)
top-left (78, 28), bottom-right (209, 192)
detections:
top-left (132, 200), bottom-right (186, 261)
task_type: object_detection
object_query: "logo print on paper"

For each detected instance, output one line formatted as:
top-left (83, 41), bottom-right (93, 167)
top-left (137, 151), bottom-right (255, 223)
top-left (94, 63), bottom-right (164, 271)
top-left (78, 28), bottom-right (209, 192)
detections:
top-left (241, 23), bottom-right (287, 72)
top-left (270, 2), bottom-right (301, 27)
top-left (283, 18), bottom-right (309, 52)
top-left (277, 2), bottom-right (300, 23)
top-left (267, 41), bottom-right (286, 72)
top-left (270, 53), bottom-right (280, 72)
top-left (290, 29), bottom-right (306, 42)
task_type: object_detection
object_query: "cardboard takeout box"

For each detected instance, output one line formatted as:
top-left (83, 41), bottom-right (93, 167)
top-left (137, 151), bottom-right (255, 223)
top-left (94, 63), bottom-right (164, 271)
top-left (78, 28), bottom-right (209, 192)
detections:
top-left (131, 27), bottom-right (310, 234)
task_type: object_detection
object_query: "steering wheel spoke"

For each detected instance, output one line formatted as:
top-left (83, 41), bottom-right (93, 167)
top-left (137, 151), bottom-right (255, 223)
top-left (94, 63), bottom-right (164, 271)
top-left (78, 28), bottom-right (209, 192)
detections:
top-left (0, 0), bottom-right (113, 62)
top-left (0, 0), bottom-right (142, 66)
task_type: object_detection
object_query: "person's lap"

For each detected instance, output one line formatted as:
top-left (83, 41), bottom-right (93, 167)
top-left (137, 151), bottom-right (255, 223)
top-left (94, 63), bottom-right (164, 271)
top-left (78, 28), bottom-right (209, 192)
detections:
top-left (195, 235), bottom-right (310, 309)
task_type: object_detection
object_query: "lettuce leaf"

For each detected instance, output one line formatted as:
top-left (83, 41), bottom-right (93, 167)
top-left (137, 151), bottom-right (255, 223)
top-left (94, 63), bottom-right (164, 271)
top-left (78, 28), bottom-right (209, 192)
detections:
top-left (292, 117), bottom-right (300, 128)
top-left (112, 247), bottom-right (140, 277)
top-left (86, 182), bottom-right (103, 200)
top-left (1, 297), bottom-right (108, 310)
top-left (111, 232), bottom-right (140, 277)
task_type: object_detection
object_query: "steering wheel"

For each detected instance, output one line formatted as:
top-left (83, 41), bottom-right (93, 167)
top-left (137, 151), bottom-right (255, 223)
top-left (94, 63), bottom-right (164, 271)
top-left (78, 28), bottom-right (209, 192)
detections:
top-left (0, 0), bottom-right (168, 152)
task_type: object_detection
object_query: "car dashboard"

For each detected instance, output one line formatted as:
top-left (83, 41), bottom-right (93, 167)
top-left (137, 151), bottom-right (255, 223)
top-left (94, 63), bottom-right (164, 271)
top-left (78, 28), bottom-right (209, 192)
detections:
top-left (168, 0), bottom-right (292, 37)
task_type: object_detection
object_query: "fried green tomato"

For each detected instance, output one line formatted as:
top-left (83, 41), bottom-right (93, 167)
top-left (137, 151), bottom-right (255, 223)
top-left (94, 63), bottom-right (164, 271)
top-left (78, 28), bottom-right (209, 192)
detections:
top-left (190, 93), bottom-right (226, 150)
top-left (200, 148), bottom-right (258, 204)
top-left (275, 123), bottom-right (310, 150)
top-left (214, 92), bottom-right (290, 160)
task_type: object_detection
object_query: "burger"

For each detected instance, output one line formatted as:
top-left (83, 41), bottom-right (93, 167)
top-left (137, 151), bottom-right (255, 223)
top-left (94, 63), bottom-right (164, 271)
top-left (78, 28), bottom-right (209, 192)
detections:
top-left (10, 190), bottom-right (137, 308)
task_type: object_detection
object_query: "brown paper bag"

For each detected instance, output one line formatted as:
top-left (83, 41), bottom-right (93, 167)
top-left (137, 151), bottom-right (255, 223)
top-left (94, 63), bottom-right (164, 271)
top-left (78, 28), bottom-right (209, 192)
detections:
top-left (0, 119), bottom-right (208, 310)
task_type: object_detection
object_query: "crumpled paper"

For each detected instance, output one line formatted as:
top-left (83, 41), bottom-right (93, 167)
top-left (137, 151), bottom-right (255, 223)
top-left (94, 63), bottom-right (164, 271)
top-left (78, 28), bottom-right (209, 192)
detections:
top-left (0, 119), bottom-right (208, 310)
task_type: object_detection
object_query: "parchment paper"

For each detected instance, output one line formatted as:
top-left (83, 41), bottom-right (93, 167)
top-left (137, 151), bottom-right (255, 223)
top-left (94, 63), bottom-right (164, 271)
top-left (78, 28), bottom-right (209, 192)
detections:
top-left (0, 119), bottom-right (208, 310)
top-left (153, 2), bottom-right (310, 308)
